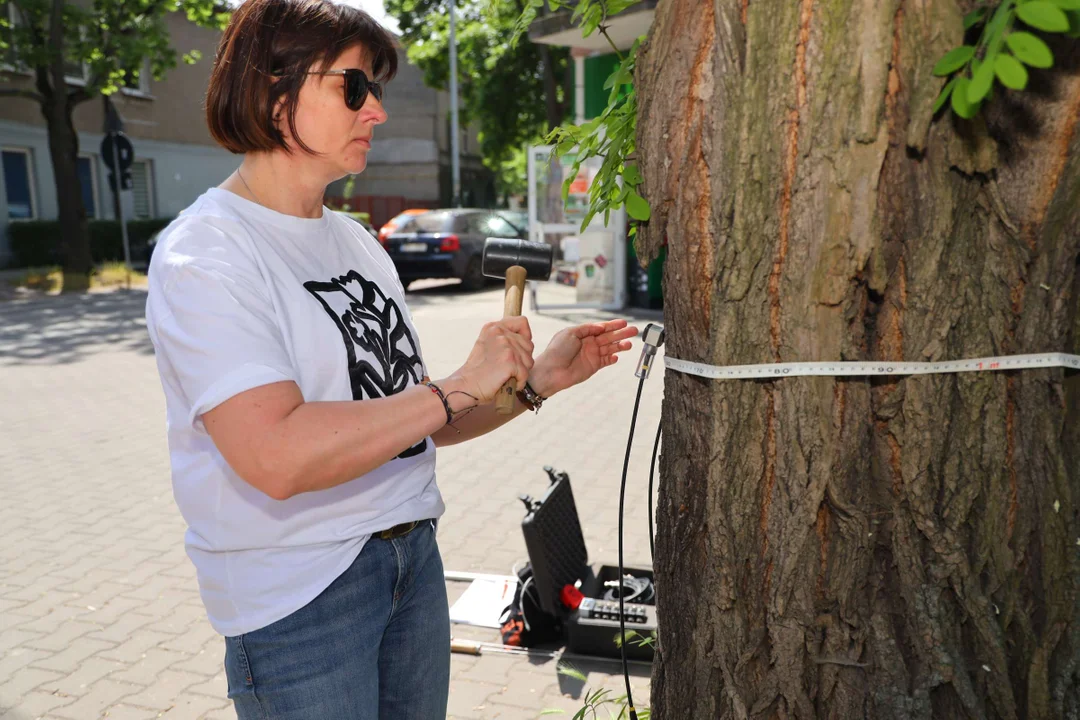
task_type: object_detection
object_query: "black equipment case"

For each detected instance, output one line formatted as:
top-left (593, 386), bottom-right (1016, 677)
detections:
top-left (518, 467), bottom-right (657, 661)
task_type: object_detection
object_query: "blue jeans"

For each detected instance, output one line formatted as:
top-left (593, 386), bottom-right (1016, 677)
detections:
top-left (223, 521), bottom-right (450, 719)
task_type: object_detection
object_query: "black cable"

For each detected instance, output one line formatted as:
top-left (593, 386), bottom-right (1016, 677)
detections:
top-left (648, 421), bottom-right (662, 564)
top-left (617, 371), bottom-right (646, 720)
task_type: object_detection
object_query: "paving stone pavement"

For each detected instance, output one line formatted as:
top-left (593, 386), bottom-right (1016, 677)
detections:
top-left (0, 281), bottom-right (665, 720)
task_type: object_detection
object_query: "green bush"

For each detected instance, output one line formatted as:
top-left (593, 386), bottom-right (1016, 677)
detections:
top-left (8, 218), bottom-right (174, 268)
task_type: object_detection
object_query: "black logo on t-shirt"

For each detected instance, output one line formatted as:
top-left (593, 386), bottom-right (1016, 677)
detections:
top-left (304, 270), bottom-right (428, 459)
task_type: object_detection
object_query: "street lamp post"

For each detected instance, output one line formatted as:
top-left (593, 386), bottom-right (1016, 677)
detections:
top-left (448, 0), bottom-right (461, 207)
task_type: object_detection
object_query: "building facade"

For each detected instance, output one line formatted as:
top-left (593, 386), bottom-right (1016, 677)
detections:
top-left (324, 44), bottom-right (494, 223)
top-left (0, 7), bottom-right (489, 267)
top-left (0, 11), bottom-right (239, 267)
top-left (528, 0), bottom-right (663, 309)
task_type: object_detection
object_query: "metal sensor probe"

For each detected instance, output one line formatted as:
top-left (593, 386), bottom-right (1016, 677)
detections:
top-left (635, 323), bottom-right (666, 380)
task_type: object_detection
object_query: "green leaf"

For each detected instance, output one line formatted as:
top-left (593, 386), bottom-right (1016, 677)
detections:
top-left (968, 55), bottom-right (996, 102)
top-left (1016, 1), bottom-right (1070, 31)
top-left (994, 53), bottom-right (1029, 89)
top-left (561, 175), bottom-right (575, 201)
top-left (1068, 10), bottom-right (1080, 36)
top-left (581, 6), bottom-right (602, 36)
top-left (964, 7), bottom-right (989, 28)
top-left (579, 208), bottom-right (597, 233)
top-left (556, 663), bottom-right (587, 682)
top-left (951, 76), bottom-right (979, 118)
top-left (603, 68), bottom-right (631, 90)
top-left (625, 189), bottom-right (651, 221)
top-left (621, 164), bottom-right (642, 185)
top-left (933, 76), bottom-right (958, 114)
top-left (933, 45), bottom-right (976, 76)
top-left (1006, 31), bottom-right (1055, 67)
top-left (1050, 0), bottom-right (1080, 10)
top-left (556, 138), bottom-right (576, 156)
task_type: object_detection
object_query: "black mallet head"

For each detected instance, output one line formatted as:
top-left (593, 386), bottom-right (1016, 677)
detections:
top-left (481, 238), bottom-right (555, 281)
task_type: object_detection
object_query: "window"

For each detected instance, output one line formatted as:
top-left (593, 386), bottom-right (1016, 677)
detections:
top-left (2, 2), bottom-right (23, 69)
top-left (63, 25), bottom-right (90, 84)
top-left (410, 211), bottom-right (456, 233)
top-left (63, 57), bottom-right (87, 85)
top-left (2, 147), bottom-right (37, 220)
top-left (479, 214), bottom-right (521, 238)
top-left (465, 213), bottom-right (518, 238)
top-left (77, 155), bottom-right (99, 219)
top-left (452, 214), bottom-right (470, 234)
top-left (122, 60), bottom-right (152, 95)
top-left (129, 159), bottom-right (154, 218)
top-left (392, 217), bottom-right (417, 234)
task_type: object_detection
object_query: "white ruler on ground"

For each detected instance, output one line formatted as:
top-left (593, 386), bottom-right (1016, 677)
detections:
top-left (664, 352), bottom-right (1080, 381)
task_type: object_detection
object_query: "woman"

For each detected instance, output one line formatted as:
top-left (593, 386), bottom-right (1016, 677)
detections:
top-left (143, 0), bottom-right (637, 717)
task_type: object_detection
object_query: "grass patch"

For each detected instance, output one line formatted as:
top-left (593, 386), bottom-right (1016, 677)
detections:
top-left (7, 262), bottom-right (147, 293)
top-left (93, 261), bottom-right (147, 289)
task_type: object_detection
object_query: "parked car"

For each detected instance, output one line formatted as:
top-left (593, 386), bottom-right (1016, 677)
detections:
top-left (385, 209), bottom-right (526, 291)
top-left (497, 210), bottom-right (528, 235)
top-left (377, 208), bottom-right (430, 246)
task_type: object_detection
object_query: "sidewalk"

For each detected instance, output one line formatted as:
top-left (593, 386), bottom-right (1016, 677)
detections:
top-left (0, 282), bottom-right (665, 719)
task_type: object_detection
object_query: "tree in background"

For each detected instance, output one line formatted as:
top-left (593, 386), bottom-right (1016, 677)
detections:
top-left (0, 0), bottom-right (227, 289)
top-left (386, 0), bottom-right (570, 200)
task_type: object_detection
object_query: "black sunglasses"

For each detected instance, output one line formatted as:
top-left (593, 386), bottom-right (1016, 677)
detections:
top-left (290, 69), bottom-right (384, 111)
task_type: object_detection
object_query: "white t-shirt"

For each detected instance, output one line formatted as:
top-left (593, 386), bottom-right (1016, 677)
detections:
top-left (145, 187), bottom-right (444, 637)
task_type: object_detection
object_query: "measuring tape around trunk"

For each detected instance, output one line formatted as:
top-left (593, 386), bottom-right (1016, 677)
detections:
top-left (664, 352), bottom-right (1080, 381)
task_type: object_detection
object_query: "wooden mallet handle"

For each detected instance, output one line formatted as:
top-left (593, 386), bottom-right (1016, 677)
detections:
top-left (450, 637), bottom-right (482, 655)
top-left (497, 265), bottom-right (528, 414)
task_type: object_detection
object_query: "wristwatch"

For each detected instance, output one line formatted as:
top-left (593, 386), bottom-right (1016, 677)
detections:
top-left (516, 382), bottom-right (546, 413)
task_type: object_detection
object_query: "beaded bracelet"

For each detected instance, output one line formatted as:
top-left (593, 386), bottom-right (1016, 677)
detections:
top-left (423, 381), bottom-right (454, 426)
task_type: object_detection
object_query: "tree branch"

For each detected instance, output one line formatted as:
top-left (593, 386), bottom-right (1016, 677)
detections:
top-left (561, 47), bottom-right (573, 122)
top-left (15, 3), bottom-right (54, 100)
top-left (47, 0), bottom-right (67, 100)
top-left (68, 86), bottom-right (92, 105)
top-left (595, 0), bottom-right (624, 61)
top-left (0, 87), bottom-right (44, 103)
top-left (35, 63), bottom-right (52, 99)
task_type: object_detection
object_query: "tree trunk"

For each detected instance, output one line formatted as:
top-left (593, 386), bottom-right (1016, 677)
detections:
top-left (44, 0), bottom-right (92, 290)
top-left (43, 96), bottom-right (93, 288)
top-left (540, 44), bottom-right (564, 130)
top-left (635, 1), bottom-right (1080, 719)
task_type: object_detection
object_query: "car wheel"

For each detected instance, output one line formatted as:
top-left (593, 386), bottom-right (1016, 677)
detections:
top-left (461, 256), bottom-right (485, 292)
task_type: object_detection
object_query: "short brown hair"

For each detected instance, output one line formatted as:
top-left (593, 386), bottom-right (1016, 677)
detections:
top-left (205, 0), bottom-right (398, 154)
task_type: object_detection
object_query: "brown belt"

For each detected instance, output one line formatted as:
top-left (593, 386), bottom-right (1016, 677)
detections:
top-left (376, 520), bottom-right (425, 540)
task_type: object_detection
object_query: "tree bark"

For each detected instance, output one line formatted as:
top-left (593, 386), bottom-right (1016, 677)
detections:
top-left (42, 96), bottom-right (93, 286)
top-left (540, 44), bottom-right (567, 130)
top-left (43, 0), bottom-right (93, 289)
top-left (635, 1), bottom-right (1080, 719)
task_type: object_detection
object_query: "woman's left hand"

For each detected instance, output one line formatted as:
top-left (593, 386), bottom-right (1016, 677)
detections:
top-left (529, 320), bottom-right (639, 397)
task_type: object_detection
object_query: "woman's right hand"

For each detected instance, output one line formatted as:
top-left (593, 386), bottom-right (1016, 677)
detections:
top-left (447, 317), bottom-right (535, 405)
